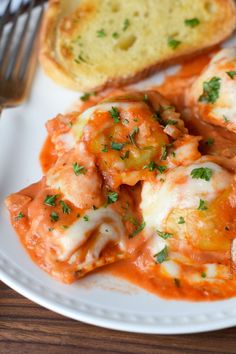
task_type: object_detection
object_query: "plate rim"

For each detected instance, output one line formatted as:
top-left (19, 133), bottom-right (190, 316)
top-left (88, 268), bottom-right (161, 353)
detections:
top-left (1, 251), bottom-right (236, 334)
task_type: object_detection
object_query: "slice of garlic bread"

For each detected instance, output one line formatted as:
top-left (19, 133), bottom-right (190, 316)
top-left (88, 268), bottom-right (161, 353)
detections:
top-left (40, 0), bottom-right (236, 92)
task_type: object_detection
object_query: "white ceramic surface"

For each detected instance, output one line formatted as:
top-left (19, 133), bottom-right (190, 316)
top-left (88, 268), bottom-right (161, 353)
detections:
top-left (1, 32), bottom-right (236, 334)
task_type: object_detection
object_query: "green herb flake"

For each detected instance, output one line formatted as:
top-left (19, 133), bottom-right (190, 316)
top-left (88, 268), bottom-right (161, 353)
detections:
top-left (97, 29), bottom-right (106, 38)
top-left (198, 76), bottom-right (221, 104)
top-left (201, 271), bottom-right (207, 278)
top-left (223, 115), bottom-right (230, 123)
top-left (120, 151), bottom-right (130, 160)
top-left (154, 246), bottom-right (168, 263)
top-left (123, 18), bottom-right (130, 31)
top-left (83, 215), bottom-right (89, 221)
top-left (129, 127), bottom-right (139, 146)
top-left (157, 230), bottom-right (173, 239)
top-left (157, 165), bottom-right (167, 174)
top-left (178, 216), bottom-right (185, 224)
top-left (50, 211), bottom-right (59, 222)
top-left (168, 38), bottom-right (181, 49)
top-left (59, 201), bottom-right (72, 214)
top-left (129, 220), bottom-right (146, 238)
top-left (205, 137), bottom-right (215, 146)
top-left (44, 194), bottom-right (59, 207)
top-left (174, 278), bottom-right (181, 288)
top-left (161, 145), bottom-right (168, 160)
top-left (190, 167), bottom-right (212, 181)
top-left (74, 53), bottom-right (87, 64)
top-left (184, 18), bottom-right (200, 27)
top-left (111, 142), bottom-right (124, 151)
top-left (123, 118), bottom-right (129, 125)
top-left (101, 145), bottom-right (108, 152)
top-left (166, 119), bottom-right (177, 125)
top-left (107, 191), bottom-right (119, 204)
top-left (112, 32), bottom-right (119, 39)
top-left (73, 163), bottom-right (87, 176)
top-left (109, 106), bottom-right (121, 123)
top-left (198, 199), bottom-right (208, 211)
top-left (161, 105), bottom-right (175, 111)
top-left (80, 92), bottom-right (90, 102)
top-left (143, 161), bottom-right (157, 171)
top-left (143, 94), bottom-right (149, 102)
top-left (226, 71), bottom-right (236, 79)
top-left (15, 212), bottom-right (25, 221)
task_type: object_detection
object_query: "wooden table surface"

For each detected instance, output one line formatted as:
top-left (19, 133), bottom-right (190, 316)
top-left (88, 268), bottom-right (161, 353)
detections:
top-left (1, 281), bottom-right (236, 354)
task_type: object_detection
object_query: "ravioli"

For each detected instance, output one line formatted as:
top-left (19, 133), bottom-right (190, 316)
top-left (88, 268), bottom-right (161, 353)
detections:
top-left (141, 157), bottom-right (236, 284)
top-left (187, 48), bottom-right (236, 133)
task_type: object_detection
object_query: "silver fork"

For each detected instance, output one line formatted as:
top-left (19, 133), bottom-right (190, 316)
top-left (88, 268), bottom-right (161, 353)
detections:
top-left (0, 0), bottom-right (44, 115)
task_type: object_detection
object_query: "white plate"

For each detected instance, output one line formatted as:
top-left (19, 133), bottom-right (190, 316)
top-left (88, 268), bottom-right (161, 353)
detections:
top-left (1, 33), bottom-right (236, 334)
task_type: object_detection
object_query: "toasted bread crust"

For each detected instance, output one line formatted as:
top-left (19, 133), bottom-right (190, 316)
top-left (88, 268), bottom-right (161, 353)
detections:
top-left (40, 0), bottom-right (236, 92)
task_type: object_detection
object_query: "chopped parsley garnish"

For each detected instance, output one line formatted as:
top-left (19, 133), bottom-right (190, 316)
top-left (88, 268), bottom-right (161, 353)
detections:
top-left (157, 230), bottom-right (173, 239)
top-left (184, 18), bottom-right (200, 27)
top-left (15, 212), bottom-right (25, 221)
top-left (205, 137), bottom-right (214, 146)
top-left (59, 201), bottom-right (72, 214)
top-left (112, 32), bottom-right (119, 39)
top-left (73, 163), bottom-right (87, 176)
top-left (223, 115), bottom-right (230, 123)
top-left (157, 165), bottom-right (167, 174)
top-left (129, 220), bottom-right (146, 238)
top-left (74, 53), bottom-right (87, 64)
top-left (161, 145), bottom-right (168, 160)
top-left (44, 194), bottom-right (59, 207)
top-left (198, 199), bottom-right (208, 211)
top-left (80, 93), bottom-right (90, 101)
top-left (166, 119), bottom-right (177, 125)
top-left (83, 215), bottom-right (89, 221)
top-left (190, 167), bottom-right (212, 181)
top-left (123, 18), bottom-right (130, 31)
top-left (109, 106), bottom-right (121, 123)
top-left (143, 94), bottom-right (149, 102)
top-left (50, 211), bottom-right (59, 222)
top-left (111, 142), bottom-right (124, 151)
top-left (120, 151), bottom-right (130, 160)
top-left (129, 127), bottom-right (139, 145)
top-left (178, 216), bottom-right (185, 224)
top-left (143, 162), bottom-right (167, 173)
top-left (154, 246), bottom-right (168, 263)
top-left (226, 71), bottom-right (236, 79)
top-left (102, 145), bottom-right (108, 152)
top-left (143, 161), bottom-right (158, 171)
top-left (198, 76), bottom-right (221, 104)
top-left (201, 271), bottom-right (207, 278)
top-left (97, 29), bottom-right (106, 37)
top-left (107, 191), bottom-right (119, 204)
top-left (168, 38), bottom-right (181, 49)
top-left (80, 92), bottom-right (96, 102)
top-left (174, 278), bottom-right (181, 288)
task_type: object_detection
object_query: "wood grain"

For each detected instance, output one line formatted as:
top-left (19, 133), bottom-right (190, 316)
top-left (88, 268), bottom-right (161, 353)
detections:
top-left (1, 281), bottom-right (236, 354)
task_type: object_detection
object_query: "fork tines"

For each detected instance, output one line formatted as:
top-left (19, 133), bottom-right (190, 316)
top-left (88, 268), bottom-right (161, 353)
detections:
top-left (0, 0), bottom-right (44, 82)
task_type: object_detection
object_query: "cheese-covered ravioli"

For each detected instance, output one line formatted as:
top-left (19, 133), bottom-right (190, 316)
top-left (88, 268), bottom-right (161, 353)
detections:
top-left (79, 91), bottom-right (187, 188)
top-left (187, 48), bottom-right (236, 133)
top-left (5, 180), bottom-right (140, 283)
top-left (141, 157), bottom-right (236, 282)
top-left (46, 142), bottom-right (103, 209)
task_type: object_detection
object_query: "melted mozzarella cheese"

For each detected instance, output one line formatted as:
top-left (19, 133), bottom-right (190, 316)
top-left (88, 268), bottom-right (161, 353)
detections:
top-left (72, 101), bottom-right (136, 140)
top-left (141, 160), bottom-right (232, 234)
top-left (51, 207), bottom-right (125, 261)
top-left (188, 48), bottom-right (236, 131)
